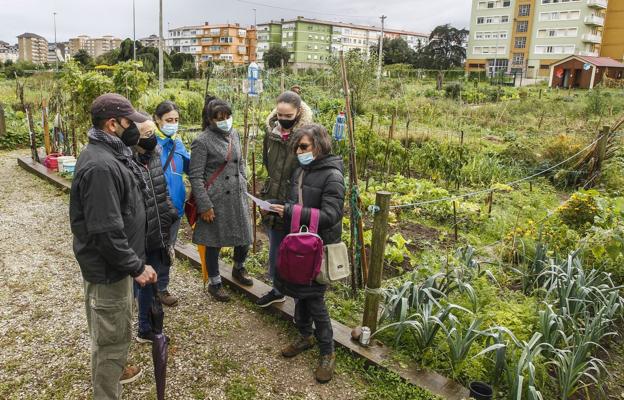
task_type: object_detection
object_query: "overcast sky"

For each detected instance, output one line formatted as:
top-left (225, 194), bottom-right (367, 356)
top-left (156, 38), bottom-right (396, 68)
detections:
top-left (0, 0), bottom-right (472, 44)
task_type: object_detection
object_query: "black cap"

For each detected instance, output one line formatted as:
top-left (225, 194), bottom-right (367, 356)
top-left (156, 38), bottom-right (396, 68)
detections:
top-left (90, 93), bottom-right (148, 123)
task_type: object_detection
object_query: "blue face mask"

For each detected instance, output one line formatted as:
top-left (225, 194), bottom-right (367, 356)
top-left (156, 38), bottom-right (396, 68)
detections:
top-left (216, 117), bottom-right (233, 132)
top-left (298, 152), bottom-right (315, 166)
top-left (161, 123), bottom-right (178, 137)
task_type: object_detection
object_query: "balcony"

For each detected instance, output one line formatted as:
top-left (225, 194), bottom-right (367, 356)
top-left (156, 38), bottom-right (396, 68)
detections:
top-left (587, 0), bottom-right (608, 9)
top-left (579, 50), bottom-right (599, 57)
top-left (582, 33), bottom-right (602, 43)
top-left (584, 15), bottom-right (605, 26)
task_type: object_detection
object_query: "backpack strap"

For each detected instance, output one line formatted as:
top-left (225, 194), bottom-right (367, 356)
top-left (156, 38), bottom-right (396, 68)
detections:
top-left (308, 208), bottom-right (320, 234)
top-left (290, 204), bottom-right (303, 233)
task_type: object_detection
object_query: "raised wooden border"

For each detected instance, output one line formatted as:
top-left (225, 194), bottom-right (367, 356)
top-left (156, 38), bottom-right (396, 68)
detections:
top-left (17, 155), bottom-right (469, 400)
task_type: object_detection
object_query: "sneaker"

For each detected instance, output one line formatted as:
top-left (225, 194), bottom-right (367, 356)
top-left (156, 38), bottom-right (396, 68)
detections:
top-left (120, 365), bottom-right (143, 385)
top-left (315, 353), bottom-right (336, 384)
top-left (281, 335), bottom-right (315, 358)
top-left (208, 283), bottom-right (230, 302)
top-left (158, 290), bottom-right (179, 307)
top-left (136, 331), bottom-right (154, 344)
top-left (256, 291), bottom-right (286, 308)
top-left (232, 267), bottom-right (254, 286)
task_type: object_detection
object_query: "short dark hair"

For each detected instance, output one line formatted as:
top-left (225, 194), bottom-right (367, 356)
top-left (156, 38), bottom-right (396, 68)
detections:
top-left (202, 97), bottom-right (232, 130)
top-left (276, 90), bottom-right (302, 109)
top-left (154, 100), bottom-right (179, 120)
top-left (291, 124), bottom-right (332, 156)
top-left (92, 115), bottom-right (110, 130)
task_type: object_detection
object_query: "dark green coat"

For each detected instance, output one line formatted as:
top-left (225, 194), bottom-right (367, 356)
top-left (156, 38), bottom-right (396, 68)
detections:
top-left (261, 102), bottom-right (313, 230)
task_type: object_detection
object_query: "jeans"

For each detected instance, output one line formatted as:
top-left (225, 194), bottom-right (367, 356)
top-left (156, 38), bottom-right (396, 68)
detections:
top-left (159, 218), bottom-right (181, 292)
top-left (205, 246), bottom-right (249, 280)
top-left (267, 228), bottom-right (286, 296)
top-left (84, 276), bottom-right (133, 399)
top-left (136, 248), bottom-right (167, 335)
top-left (294, 295), bottom-right (334, 355)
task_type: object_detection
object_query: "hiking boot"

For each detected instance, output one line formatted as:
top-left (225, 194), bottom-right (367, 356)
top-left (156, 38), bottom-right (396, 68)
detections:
top-left (120, 365), bottom-right (143, 385)
top-left (158, 290), bottom-right (179, 307)
top-left (281, 335), bottom-right (315, 358)
top-left (208, 283), bottom-right (230, 302)
top-left (232, 267), bottom-right (254, 286)
top-left (315, 353), bottom-right (336, 384)
top-left (256, 290), bottom-right (286, 308)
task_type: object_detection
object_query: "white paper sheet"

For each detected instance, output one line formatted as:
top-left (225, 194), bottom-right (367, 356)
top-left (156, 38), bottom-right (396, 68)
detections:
top-left (246, 193), bottom-right (275, 212)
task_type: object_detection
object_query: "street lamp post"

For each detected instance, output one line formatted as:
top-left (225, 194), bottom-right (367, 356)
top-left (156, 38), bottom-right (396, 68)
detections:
top-left (53, 12), bottom-right (58, 71)
top-left (376, 15), bottom-right (386, 84)
top-left (159, 0), bottom-right (164, 91)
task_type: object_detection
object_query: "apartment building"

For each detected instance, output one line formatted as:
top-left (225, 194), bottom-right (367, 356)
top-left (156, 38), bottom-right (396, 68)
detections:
top-left (139, 34), bottom-right (160, 48)
top-left (47, 42), bottom-right (70, 63)
top-left (601, 0), bottom-right (624, 60)
top-left (0, 41), bottom-right (18, 63)
top-left (466, 0), bottom-right (623, 78)
top-left (17, 33), bottom-right (48, 64)
top-left (68, 35), bottom-right (122, 58)
top-left (167, 23), bottom-right (257, 65)
top-left (257, 17), bottom-right (429, 69)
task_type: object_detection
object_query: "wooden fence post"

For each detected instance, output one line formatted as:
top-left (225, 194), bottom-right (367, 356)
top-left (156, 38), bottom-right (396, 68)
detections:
top-left (362, 191), bottom-right (392, 334)
top-left (42, 99), bottom-right (51, 155)
top-left (0, 104), bottom-right (6, 137)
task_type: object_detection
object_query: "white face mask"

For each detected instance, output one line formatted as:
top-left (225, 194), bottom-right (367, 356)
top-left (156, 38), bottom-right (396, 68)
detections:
top-left (216, 117), bottom-right (233, 132)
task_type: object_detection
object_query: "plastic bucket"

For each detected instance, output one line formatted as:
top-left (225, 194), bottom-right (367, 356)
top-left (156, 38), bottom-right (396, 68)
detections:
top-left (63, 161), bottom-right (76, 175)
top-left (43, 153), bottom-right (63, 171)
top-left (469, 381), bottom-right (493, 400)
top-left (58, 156), bottom-right (76, 173)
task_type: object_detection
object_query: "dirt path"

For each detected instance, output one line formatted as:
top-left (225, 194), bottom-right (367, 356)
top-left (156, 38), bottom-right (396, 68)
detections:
top-left (0, 150), bottom-right (366, 400)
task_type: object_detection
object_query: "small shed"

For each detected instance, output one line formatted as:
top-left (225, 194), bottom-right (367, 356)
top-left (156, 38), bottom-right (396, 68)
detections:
top-left (549, 55), bottom-right (624, 89)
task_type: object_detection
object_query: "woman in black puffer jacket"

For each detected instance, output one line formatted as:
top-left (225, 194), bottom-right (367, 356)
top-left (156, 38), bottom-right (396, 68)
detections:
top-left (133, 126), bottom-right (179, 342)
top-left (270, 124), bottom-right (345, 384)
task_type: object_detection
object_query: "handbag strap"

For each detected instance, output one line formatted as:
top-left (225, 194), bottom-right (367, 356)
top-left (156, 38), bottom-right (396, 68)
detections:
top-left (292, 170), bottom-right (320, 233)
top-left (163, 140), bottom-right (177, 172)
top-left (204, 135), bottom-right (233, 190)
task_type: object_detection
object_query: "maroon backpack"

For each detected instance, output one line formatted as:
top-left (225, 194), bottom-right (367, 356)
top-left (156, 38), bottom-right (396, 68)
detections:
top-left (277, 204), bottom-right (324, 285)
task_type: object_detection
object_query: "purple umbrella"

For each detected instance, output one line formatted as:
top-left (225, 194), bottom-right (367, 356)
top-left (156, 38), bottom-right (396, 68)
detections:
top-left (148, 283), bottom-right (167, 400)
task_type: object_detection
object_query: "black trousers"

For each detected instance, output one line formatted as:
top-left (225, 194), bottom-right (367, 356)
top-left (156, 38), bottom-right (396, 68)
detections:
top-left (294, 295), bottom-right (334, 355)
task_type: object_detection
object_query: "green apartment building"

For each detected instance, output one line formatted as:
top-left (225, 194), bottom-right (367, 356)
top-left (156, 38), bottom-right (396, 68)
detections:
top-left (257, 17), bottom-right (428, 69)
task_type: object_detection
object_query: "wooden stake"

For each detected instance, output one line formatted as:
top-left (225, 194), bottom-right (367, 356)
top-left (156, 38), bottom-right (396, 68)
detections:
top-left (362, 191), bottom-right (391, 334)
top-left (42, 99), bottom-right (51, 155)
top-left (251, 150), bottom-right (257, 253)
top-left (339, 50), bottom-right (368, 290)
top-left (453, 201), bottom-right (458, 242)
top-left (0, 104), bottom-right (6, 138)
top-left (280, 58), bottom-right (285, 93)
top-left (25, 105), bottom-right (39, 163)
top-left (487, 192), bottom-right (493, 217)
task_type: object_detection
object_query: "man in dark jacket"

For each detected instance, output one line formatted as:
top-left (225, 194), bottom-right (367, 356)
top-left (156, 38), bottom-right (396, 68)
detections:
top-left (70, 93), bottom-right (157, 399)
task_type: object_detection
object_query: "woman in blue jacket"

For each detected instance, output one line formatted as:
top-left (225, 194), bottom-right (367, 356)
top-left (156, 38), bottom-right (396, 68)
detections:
top-left (154, 100), bottom-right (190, 307)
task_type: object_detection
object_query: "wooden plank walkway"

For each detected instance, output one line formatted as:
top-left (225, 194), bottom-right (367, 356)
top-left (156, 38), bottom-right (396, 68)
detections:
top-left (17, 155), bottom-right (469, 400)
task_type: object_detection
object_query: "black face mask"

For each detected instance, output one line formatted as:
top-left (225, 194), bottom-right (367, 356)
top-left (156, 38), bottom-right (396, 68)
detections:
top-left (117, 120), bottom-right (140, 147)
top-left (138, 135), bottom-right (157, 151)
top-left (278, 118), bottom-right (297, 130)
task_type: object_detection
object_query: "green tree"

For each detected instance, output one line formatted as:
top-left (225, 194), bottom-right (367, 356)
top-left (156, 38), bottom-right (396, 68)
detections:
top-left (263, 46), bottom-right (290, 69)
top-left (371, 37), bottom-right (416, 65)
top-left (171, 52), bottom-right (195, 71)
top-left (328, 49), bottom-right (376, 114)
top-left (73, 49), bottom-right (93, 68)
top-left (112, 60), bottom-right (152, 104)
top-left (415, 24), bottom-right (468, 70)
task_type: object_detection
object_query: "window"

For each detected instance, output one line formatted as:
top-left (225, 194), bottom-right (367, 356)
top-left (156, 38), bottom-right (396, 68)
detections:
top-left (539, 10), bottom-right (581, 21)
top-left (477, 17), bottom-right (485, 24)
top-left (219, 37), bottom-right (233, 43)
top-left (542, 0), bottom-right (580, 3)
top-left (515, 37), bottom-right (527, 48)
top-left (501, 16), bottom-right (509, 22)
top-left (517, 21), bottom-right (529, 32)
top-left (534, 44), bottom-right (575, 54)
top-left (518, 4), bottom-right (530, 17)
top-left (512, 53), bottom-right (525, 64)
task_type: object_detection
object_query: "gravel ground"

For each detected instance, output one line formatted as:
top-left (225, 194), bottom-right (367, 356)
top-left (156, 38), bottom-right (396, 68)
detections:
top-left (0, 150), bottom-right (366, 400)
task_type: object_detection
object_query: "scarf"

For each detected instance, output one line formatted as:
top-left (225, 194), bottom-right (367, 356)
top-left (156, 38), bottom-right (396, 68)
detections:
top-left (88, 127), bottom-right (149, 202)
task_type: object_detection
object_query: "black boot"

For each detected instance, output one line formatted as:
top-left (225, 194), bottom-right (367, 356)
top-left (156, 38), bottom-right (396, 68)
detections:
top-left (232, 265), bottom-right (253, 286)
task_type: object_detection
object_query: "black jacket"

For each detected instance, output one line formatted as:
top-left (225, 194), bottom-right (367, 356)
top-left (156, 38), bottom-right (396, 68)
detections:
top-left (276, 155), bottom-right (346, 298)
top-left (135, 148), bottom-right (179, 252)
top-left (70, 139), bottom-right (146, 284)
